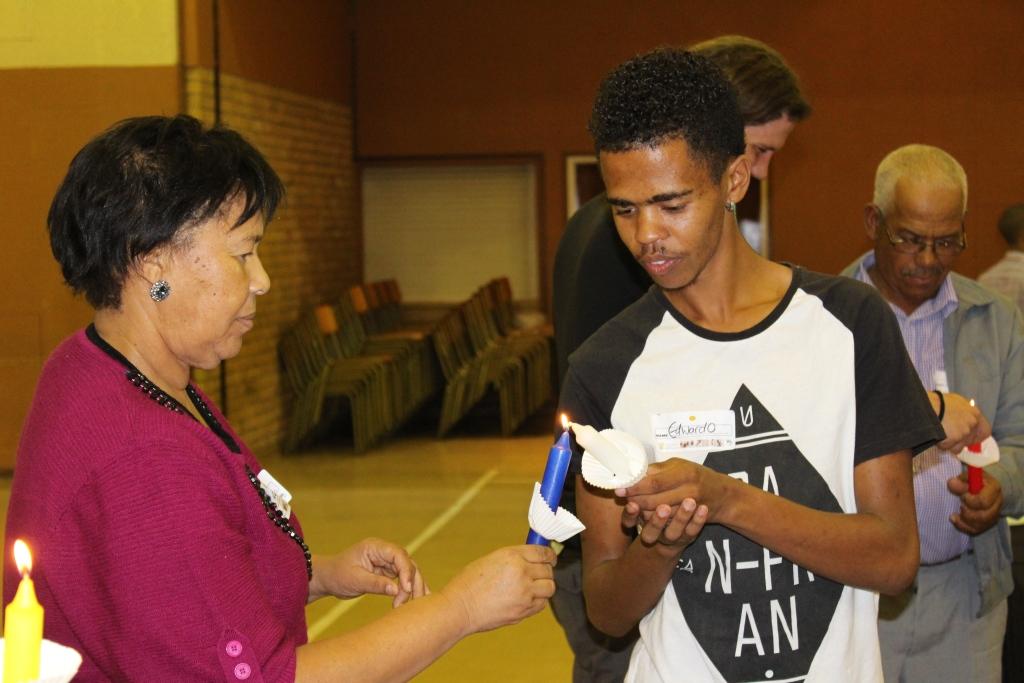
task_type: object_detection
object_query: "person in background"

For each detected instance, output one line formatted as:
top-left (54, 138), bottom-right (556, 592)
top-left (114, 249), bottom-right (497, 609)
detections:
top-left (977, 202), bottom-right (1024, 683)
top-left (549, 35), bottom-right (810, 682)
top-left (4, 115), bottom-right (556, 682)
top-left (979, 203), bottom-right (1024, 311)
top-left (841, 144), bottom-right (1024, 683)
top-left (565, 47), bottom-right (939, 683)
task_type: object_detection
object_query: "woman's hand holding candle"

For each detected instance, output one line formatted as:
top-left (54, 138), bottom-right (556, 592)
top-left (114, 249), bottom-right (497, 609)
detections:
top-left (4, 539), bottom-right (44, 683)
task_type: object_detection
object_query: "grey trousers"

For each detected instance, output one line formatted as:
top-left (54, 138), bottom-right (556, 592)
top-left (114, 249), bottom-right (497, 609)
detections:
top-left (549, 547), bottom-right (638, 683)
top-left (1003, 525), bottom-right (1024, 682)
top-left (879, 553), bottom-right (1006, 683)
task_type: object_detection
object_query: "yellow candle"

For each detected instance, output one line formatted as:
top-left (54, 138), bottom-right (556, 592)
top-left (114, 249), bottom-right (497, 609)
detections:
top-left (4, 539), bottom-right (43, 683)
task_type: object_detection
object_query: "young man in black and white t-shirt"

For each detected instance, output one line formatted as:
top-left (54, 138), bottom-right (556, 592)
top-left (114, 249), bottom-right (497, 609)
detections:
top-left (561, 48), bottom-right (943, 683)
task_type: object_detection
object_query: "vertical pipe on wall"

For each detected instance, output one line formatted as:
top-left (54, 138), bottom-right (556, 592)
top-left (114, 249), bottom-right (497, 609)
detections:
top-left (212, 0), bottom-right (228, 415)
top-left (349, 0), bottom-right (362, 283)
top-left (349, 0), bottom-right (358, 159)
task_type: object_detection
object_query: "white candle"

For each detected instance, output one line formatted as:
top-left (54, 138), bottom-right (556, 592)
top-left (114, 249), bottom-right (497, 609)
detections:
top-left (570, 423), bottom-right (632, 478)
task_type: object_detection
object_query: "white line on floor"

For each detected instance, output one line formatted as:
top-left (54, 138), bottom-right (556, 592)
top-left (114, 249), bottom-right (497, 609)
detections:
top-left (307, 467), bottom-right (500, 641)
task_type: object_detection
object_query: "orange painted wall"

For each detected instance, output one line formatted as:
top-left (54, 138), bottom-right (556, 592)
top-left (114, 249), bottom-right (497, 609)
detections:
top-left (4, 2), bottom-right (1021, 462)
top-left (0, 66), bottom-right (182, 466)
top-left (182, 0), bottom-right (352, 104)
top-left (1, 2), bottom-right (353, 466)
top-left (354, 0), bottom-right (1024, 310)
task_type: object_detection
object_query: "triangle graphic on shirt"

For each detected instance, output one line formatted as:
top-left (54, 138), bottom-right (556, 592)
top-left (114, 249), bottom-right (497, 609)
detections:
top-left (671, 384), bottom-right (843, 683)
top-left (733, 383), bottom-right (783, 436)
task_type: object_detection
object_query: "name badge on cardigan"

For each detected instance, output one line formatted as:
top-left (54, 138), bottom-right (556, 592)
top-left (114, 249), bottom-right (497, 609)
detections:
top-left (257, 469), bottom-right (292, 518)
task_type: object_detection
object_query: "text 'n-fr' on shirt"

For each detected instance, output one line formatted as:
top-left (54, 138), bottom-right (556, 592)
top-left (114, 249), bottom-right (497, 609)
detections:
top-left (854, 251), bottom-right (971, 564)
top-left (560, 266), bottom-right (942, 683)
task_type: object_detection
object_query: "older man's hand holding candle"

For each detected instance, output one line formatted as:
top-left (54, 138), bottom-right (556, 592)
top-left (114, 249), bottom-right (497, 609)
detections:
top-left (932, 390), bottom-right (991, 453)
top-left (950, 401), bottom-right (1004, 536)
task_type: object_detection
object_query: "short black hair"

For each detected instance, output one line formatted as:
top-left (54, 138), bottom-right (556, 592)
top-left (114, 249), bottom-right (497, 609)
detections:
top-left (690, 35), bottom-right (811, 126)
top-left (48, 114), bottom-right (284, 309)
top-left (588, 48), bottom-right (746, 181)
top-left (998, 203), bottom-right (1024, 247)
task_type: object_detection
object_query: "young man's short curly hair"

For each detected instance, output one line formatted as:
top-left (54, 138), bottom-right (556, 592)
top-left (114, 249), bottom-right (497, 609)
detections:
top-left (588, 48), bottom-right (746, 181)
top-left (48, 115), bottom-right (284, 310)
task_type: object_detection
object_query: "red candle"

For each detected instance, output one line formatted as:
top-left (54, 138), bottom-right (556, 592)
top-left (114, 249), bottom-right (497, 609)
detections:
top-left (966, 443), bottom-right (984, 494)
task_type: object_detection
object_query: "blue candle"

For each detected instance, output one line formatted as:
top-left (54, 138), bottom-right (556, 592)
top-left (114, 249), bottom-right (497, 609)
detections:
top-left (526, 427), bottom-right (573, 545)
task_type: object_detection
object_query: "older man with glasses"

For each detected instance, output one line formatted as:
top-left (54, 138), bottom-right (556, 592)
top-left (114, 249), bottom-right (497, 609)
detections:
top-left (841, 144), bottom-right (1024, 682)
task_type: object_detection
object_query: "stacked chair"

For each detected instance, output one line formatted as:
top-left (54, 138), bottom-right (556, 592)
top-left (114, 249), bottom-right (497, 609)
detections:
top-left (482, 278), bottom-right (552, 422)
top-left (432, 306), bottom-right (493, 437)
top-left (344, 282), bottom-right (439, 403)
top-left (432, 279), bottom-right (552, 437)
top-left (279, 288), bottom-right (438, 453)
top-left (280, 276), bottom-right (551, 451)
top-left (279, 305), bottom-right (398, 452)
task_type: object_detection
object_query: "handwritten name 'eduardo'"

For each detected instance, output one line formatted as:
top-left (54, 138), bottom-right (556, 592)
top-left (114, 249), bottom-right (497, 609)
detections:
top-left (668, 421), bottom-right (718, 438)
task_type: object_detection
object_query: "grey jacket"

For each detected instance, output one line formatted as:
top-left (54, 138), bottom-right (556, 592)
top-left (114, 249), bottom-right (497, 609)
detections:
top-left (842, 257), bottom-right (1024, 615)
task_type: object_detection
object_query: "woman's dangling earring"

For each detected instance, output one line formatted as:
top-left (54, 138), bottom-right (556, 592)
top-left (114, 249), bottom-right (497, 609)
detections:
top-left (725, 200), bottom-right (737, 214)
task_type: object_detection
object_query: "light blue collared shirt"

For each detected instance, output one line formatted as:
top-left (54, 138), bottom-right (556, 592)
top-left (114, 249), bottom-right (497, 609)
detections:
top-left (855, 252), bottom-right (969, 563)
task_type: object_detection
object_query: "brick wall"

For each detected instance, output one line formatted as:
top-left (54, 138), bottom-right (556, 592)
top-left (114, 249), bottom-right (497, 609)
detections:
top-left (185, 68), bottom-right (357, 456)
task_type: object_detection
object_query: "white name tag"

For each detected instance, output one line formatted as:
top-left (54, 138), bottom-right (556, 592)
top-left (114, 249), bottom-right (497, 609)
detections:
top-left (257, 469), bottom-right (293, 518)
top-left (651, 410), bottom-right (736, 453)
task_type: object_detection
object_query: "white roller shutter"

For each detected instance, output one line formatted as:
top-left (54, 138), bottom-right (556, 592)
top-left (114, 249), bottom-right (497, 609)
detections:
top-left (362, 164), bottom-right (538, 303)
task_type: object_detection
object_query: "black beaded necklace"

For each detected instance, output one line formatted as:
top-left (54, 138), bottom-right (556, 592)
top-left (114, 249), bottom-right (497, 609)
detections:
top-left (86, 324), bottom-right (313, 579)
top-left (245, 466), bottom-right (312, 578)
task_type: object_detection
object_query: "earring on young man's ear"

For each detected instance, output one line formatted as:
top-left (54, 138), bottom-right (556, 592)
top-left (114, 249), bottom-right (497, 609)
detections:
top-left (725, 200), bottom-right (737, 214)
top-left (149, 280), bottom-right (171, 302)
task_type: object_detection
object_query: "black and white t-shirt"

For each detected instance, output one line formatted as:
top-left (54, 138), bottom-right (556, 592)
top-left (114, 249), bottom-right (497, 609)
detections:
top-left (561, 267), bottom-right (941, 683)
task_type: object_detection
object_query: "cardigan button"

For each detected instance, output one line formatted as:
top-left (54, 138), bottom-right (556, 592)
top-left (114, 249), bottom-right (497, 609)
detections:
top-left (233, 662), bottom-right (252, 680)
top-left (225, 640), bottom-right (243, 657)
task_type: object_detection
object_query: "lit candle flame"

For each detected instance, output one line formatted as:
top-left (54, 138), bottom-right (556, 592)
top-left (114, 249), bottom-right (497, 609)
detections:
top-left (561, 413), bottom-right (569, 430)
top-left (13, 539), bottom-right (32, 577)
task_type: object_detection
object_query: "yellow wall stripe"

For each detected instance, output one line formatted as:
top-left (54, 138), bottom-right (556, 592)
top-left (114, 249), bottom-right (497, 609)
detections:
top-left (0, 0), bottom-right (177, 68)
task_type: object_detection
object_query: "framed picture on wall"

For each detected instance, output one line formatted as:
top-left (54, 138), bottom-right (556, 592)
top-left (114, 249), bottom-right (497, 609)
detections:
top-left (564, 154), bottom-right (771, 257)
top-left (565, 154), bottom-right (603, 218)
top-left (735, 176), bottom-right (769, 257)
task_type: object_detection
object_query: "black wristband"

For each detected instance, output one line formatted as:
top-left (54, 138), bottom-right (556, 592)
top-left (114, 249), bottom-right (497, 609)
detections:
top-left (933, 390), bottom-right (945, 422)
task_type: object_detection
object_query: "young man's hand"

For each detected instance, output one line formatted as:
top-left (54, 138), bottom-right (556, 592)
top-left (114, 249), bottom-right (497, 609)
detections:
top-left (621, 497), bottom-right (709, 556)
top-left (616, 458), bottom-right (733, 523)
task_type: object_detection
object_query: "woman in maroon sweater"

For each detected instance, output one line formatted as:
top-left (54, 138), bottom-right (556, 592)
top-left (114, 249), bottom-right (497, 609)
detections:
top-left (4, 115), bottom-right (555, 682)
